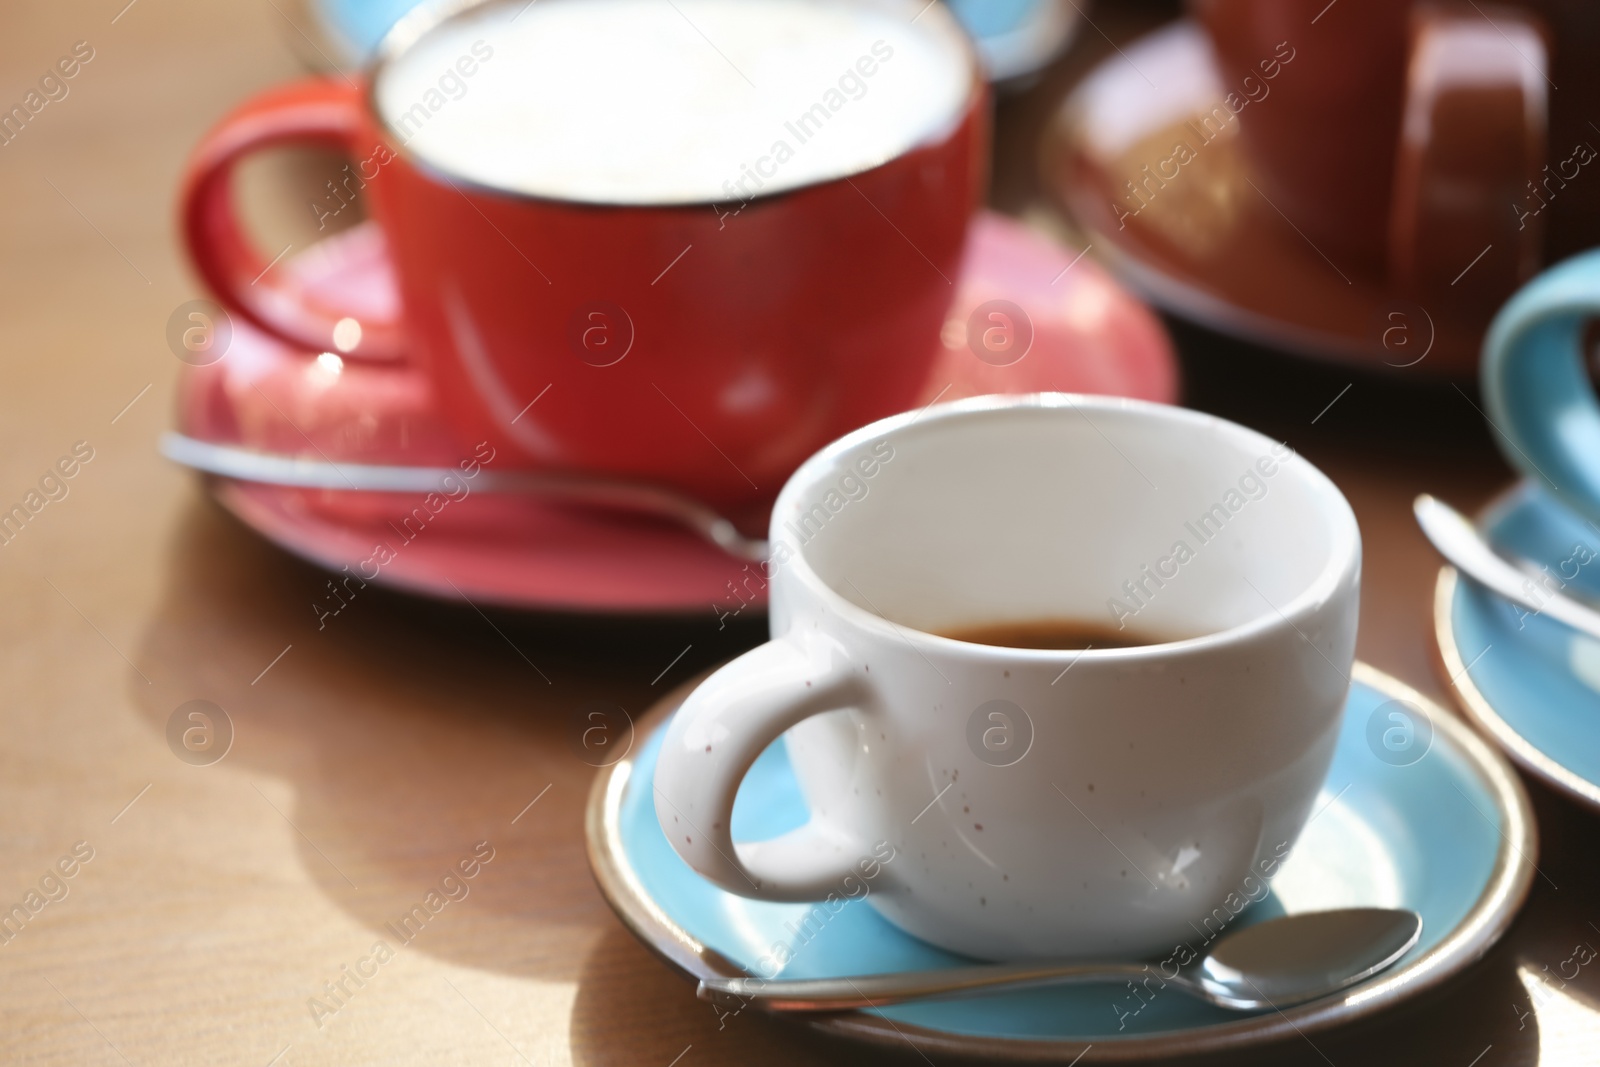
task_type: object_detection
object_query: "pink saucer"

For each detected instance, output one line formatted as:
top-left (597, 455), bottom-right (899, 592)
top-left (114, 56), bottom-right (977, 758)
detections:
top-left (177, 212), bottom-right (1178, 614)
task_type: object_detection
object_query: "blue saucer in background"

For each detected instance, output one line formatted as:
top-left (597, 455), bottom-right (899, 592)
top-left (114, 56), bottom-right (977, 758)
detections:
top-left (1436, 481), bottom-right (1600, 812)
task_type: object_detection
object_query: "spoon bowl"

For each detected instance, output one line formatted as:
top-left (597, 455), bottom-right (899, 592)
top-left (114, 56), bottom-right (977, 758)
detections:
top-left (1194, 907), bottom-right (1423, 1010)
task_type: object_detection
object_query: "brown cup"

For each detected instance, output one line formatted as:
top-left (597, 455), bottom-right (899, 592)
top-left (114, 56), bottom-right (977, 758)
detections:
top-left (1193, 0), bottom-right (1407, 271)
top-left (1192, 0), bottom-right (1548, 306)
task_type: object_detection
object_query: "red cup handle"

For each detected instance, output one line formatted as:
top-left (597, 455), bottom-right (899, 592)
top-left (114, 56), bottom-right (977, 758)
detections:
top-left (180, 77), bottom-right (406, 362)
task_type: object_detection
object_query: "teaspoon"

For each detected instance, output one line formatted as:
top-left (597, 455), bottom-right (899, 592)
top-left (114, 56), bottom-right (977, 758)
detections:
top-left (160, 431), bottom-right (770, 562)
top-left (697, 907), bottom-right (1422, 1013)
top-left (1414, 493), bottom-right (1600, 642)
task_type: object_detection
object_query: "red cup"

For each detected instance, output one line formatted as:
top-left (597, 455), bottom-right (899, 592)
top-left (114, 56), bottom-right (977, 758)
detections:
top-left (180, 0), bottom-right (988, 521)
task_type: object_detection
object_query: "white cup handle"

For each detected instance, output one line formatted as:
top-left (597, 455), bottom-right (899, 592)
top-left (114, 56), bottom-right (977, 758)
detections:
top-left (653, 637), bottom-right (874, 902)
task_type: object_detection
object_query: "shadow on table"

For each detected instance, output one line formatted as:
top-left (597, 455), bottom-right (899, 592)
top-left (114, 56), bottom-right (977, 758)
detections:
top-left (565, 923), bottom-right (886, 1066)
top-left (129, 489), bottom-right (766, 984)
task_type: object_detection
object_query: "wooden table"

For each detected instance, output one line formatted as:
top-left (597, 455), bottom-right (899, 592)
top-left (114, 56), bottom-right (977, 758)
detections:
top-left (0, 1), bottom-right (1594, 1063)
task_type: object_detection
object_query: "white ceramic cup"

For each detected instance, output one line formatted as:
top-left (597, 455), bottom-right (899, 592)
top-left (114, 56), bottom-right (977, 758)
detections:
top-left (653, 394), bottom-right (1361, 960)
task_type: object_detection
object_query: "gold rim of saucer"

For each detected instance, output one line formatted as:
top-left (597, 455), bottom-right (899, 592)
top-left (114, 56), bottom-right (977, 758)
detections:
top-left (1433, 563), bottom-right (1600, 812)
top-left (585, 661), bottom-right (1536, 1062)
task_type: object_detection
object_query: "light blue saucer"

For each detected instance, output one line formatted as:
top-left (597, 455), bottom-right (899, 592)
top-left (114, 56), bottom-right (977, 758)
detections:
top-left (588, 665), bottom-right (1534, 1061)
top-left (1436, 481), bottom-right (1600, 812)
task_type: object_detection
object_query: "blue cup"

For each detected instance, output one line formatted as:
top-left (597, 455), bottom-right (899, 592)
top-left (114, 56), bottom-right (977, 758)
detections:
top-left (1483, 249), bottom-right (1600, 522)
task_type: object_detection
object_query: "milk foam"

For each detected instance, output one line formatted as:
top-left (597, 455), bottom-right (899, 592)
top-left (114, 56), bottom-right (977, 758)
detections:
top-left (373, 0), bottom-right (973, 204)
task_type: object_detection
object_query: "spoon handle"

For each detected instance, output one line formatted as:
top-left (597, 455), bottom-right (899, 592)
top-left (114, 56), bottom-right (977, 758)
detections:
top-left (1415, 493), bottom-right (1600, 642)
top-left (697, 961), bottom-right (1160, 1012)
top-left (160, 432), bottom-right (770, 562)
